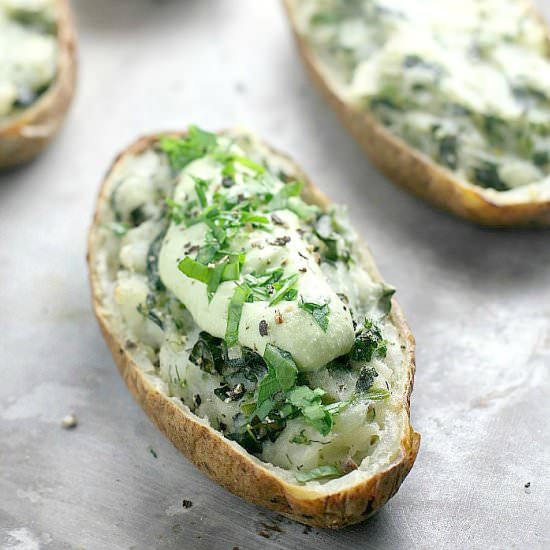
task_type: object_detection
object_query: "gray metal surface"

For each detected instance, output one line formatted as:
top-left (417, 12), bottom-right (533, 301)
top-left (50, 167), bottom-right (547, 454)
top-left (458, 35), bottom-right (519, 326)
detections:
top-left (1, 1), bottom-right (549, 548)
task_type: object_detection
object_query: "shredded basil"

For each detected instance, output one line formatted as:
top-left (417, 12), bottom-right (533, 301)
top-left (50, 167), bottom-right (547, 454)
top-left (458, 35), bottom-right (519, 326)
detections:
top-left (225, 285), bottom-right (251, 347)
top-left (299, 299), bottom-right (330, 332)
top-left (160, 126), bottom-right (217, 171)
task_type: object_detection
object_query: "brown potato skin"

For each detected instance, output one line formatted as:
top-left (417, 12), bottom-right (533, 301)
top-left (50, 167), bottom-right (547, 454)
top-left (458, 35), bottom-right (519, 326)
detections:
top-left (88, 134), bottom-right (420, 529)
top-left (283, 0), bottom-right (550, 227)
top-left (0, 0), bottom-right (77, 168)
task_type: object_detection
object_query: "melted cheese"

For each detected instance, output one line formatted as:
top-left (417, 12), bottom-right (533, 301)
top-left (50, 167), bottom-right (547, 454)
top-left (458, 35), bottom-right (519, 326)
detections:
top-left (298, 0), bottom-right (550, 192)
top-left (0, 0), bottom-right (57, 119)
top-left (158, 155), bottom-right (355, 371)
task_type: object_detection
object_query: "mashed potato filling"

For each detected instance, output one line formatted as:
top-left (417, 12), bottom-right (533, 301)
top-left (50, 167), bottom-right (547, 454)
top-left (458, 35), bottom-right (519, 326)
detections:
top-left (0, 0), bottom-right (57, 119)
top-left (105, 127), bottom-right (404, 482)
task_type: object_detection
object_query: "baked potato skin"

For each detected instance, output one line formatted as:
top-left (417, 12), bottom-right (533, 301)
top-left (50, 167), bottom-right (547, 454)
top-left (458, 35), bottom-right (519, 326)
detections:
top-left (88, 134), bottom-right (419, 529)
top-left (283, 0), bottom-right (550, 228)
top-left (0, 0), bottom-right (77, 169)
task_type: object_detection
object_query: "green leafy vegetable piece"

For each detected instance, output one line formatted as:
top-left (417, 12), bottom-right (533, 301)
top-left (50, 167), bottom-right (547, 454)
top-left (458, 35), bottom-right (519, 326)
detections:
top-left (233, 155), bottom-right (266, 174)
top-left (351, 319), bottom-right (387, 362)
top-left (287, 386), bottom-right (333, 436)
top-left (105, 221), bottom-right (129, 236)
top-left (299, 299), bottom-right (330, 332)
top-left (268, 273), bottom-right (299, 306)
top-left (189, 332), bottom-right (224, 374)
top-left (146, 228), bottom-right (168, 291)
top-left (378, 284), bottom-right (395, 316)
top-left (255, 345), bottom-right (298, 413)
top-left (178, 257), bottom-right (211, 284)
top-left (192, 176), bottom-right (210, 208)
top-left (291, 430), bottom-right (311, 445)
top-left (268, 181), bottom-right (303, 211)
top-left (295, 465), bottom-right (341, 483)
top-left (225, 285), bottom-right (251, 347)
top-left (360, 388), bottom-right (391, 401)
top-left (355, 366), bottom-right (378, 393)
top-left (160, 126), bottom-right (218, 171)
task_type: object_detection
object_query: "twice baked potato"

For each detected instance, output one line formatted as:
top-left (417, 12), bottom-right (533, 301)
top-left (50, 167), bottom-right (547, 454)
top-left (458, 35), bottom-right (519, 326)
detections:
top-left (0, 0), bottom-right (76, 168)
top-left (88, 126), bottom-right (419, 528)
top-left (284, 0), bottom-right (550, 226)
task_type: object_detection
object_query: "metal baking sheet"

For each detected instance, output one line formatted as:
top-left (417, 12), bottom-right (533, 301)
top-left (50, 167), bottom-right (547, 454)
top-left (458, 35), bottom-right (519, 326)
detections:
top-left (1, 1), bottom-right (549, 548)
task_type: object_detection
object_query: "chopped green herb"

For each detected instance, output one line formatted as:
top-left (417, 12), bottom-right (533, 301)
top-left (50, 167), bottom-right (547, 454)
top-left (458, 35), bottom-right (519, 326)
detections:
top-left (146, 228), bottom-right (168, 291)
top-left (225, 285), bottom-right (251, 347)
top-left (359, 388), bottom-right (391, 401)
top-left (295, 465), bottom-right (341, 483)
top-left (268, 273), bottom-right (299, 306)
top-left (377, 284), bottom-right (395, 316)
top-left (129, 205), bottom-right (147, 227)
top-left (351, 319), bottom-right (387, 363)
top-left (191, 176), bottom-right (210, 208)
top-left (291, 430), bottom-right (311, 445)
top-left (299, 299), bottom-right (330, 332)
top-left (137, 302), bottom-right (164, 330)
top-left (287, 386), bottom-right (332, 436)
top-left (268, 181), bottom-right (303, 211)
top-left (105, 221), bottom-right (129, 236)
top-left (257, 345), bottom-right (298, 405)
top-left (178, 257), bottom-right (211, 284)
top-left (160, 126), bottom-right (217, 171)
top-left (355, 366), bottom-right (378, 393)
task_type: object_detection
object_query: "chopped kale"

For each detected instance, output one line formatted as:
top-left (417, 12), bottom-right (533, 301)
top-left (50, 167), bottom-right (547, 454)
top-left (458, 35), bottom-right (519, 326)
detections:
top-left (287, 386), bottom-right (332, 436)
top-left (351, 319), bottom-right (387, 363)
top-left (533, 151), bottom-right (549, 167)
top-left (136, 294), bottom-right (164, 330)
top-left (189, 332), bottom-right (225, 374)
top-left (314, 214), bottom-right (351, 263)
top-left (472, 160), bottom-right (508, 191)
top-left (377, 284), bottom-right (395, 316)
top-left (146, 227), bottom-right (168, 292)
top-left (438, 134), bottom-right (458, 170)
top-left (129, 205), bottom-right (147, 227)
top-left (355, 366), bottom-right (378, 393)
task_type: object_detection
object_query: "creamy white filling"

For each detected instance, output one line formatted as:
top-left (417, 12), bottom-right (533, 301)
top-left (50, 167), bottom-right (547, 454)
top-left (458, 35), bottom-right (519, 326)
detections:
top-left (103, 135), bottom-right (404, 477)
top-left (0, 0), bottom-right (57, 118)
top-left (158, 154), bottom-right (355, 371)
top-left (296, 0), bottom-right (550, 194)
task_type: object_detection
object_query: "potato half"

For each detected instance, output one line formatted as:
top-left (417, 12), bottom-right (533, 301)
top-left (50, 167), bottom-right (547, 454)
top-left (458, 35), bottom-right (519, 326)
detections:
top-left (0, 0), bottom-right (77, 168)
top-left (283, 0), bottom-right (550, 227)
top-left (87, 132), bottom-right (419, 529)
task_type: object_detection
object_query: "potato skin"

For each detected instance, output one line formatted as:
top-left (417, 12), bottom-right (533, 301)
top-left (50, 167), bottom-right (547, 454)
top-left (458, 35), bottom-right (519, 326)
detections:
top-left (88, 134), bottom-right (419, 529)
top-left (283, 0), bottom-right (550, 227)
top-left (0, 0), bottom-right (77, 169)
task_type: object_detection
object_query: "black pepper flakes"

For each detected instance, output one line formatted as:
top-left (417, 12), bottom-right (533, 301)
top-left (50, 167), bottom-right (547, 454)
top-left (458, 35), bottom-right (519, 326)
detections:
top-left (182, 499), bottom-right (193, 509)
top-left (259, 320), bottom-right (268, 336)
top-left (193, 394), bottom-right (202, 407)
top-left (270, 235), bottom-right (291, 246)
top-left (271, 213), bottom-right (284, 225)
